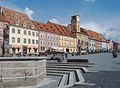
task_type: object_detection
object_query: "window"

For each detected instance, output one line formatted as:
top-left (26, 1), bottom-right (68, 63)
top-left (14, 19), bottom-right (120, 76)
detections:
top-left (28, 39), bottom-right (31, 44)
top-left (16, 21), bottom-right (19, 25)
top-left (28, 31), bottom-right (31, 35)
top-left (41, 34), bottom-right (42, 39)
top-left (48, 36), bottom-right (49, 39)
top-left (40, 41), bottom-right (42, 45)
top-left (12, 28), bottom-right (15, 33)
top-left (17, 29), bottom-right (20, 34)
top-left (24, 38), bottom-right (26, 44)
top-left (17, 38), bottom-right (20, 43)
top-left (32, 39), bottom-right (35, 44)
top-left (36, 32), bottom-right (38, 36)
top-left (24, 30), bottom-right (26, 35)
top-left (23, 23), bottom-right (26, 27)
top-left (31, 25), bottom-right (34, 29)
top-left (32, 32), bottom-right (35, 36)
top-left (36, 40), bottom-right (38, 44)
top-left (41, 47), bottom-right (45, 51)
top-left (12, 37), bottom-right (15, 43)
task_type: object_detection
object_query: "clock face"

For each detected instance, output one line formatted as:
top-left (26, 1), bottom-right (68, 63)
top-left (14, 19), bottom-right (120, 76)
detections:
top-left (77, 16), bottom-right (80, 21)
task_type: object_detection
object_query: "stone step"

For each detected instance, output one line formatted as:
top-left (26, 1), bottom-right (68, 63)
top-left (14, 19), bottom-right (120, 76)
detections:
top-left (47, 67), bottom-right (78, 71)
top-left (47, 65), bottom-right (83, 69)
top-left (47, 61), bottom-right (95, 65)
top-left (75, 69), bottom-right (85, 83)
top-left (47, 72), bottom-right (66, 76)
top-left (81, 67), bottom-right (99, 73)
top-left (57, 74), bottom-right (68, 88)
top-left (65, 72), bottom-right (75, 88)
top-left (47, 63), bottom-right (90, 67)
top-left (47, 70), bottom-right (76, 88)
top-left (47, 70), bottom-right (71, 74)
top-left (47, 65), bottom-right (97, 73)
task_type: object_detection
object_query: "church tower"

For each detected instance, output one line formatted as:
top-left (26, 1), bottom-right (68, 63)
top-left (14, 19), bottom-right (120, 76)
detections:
top-left (71, 15), bottom-right (80, 33)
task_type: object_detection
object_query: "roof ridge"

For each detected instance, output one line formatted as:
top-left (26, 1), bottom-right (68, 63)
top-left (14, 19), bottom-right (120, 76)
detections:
top-left (47, 21), bottom-right (67, 27)
top-left (1, 6), bottom-right (27, 16)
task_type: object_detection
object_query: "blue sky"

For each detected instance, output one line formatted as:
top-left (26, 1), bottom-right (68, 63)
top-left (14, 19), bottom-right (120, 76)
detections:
top-left (0, 0), bottom-right (120, 42)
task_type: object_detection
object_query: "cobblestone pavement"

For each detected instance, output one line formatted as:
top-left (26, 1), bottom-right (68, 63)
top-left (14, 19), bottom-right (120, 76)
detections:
top-left (69, 53), bottom-right (120, 88)
top-left (40, 75), bottom-right (62, 88)
top-left (83, 71), bottom-right (120, 88)
top-left (68, 53), bottom-right (120, 71)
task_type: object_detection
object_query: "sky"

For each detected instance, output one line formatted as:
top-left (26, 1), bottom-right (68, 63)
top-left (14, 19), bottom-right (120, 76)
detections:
top-left (0, 0), bottom-right (120, 42)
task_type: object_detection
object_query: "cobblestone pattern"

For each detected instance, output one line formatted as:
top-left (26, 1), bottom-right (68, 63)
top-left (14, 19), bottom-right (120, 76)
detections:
top-left (82, 71), bottom-right (120, 88)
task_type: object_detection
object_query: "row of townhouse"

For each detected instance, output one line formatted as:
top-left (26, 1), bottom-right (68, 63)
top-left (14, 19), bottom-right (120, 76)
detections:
top-left (0, 7), bottom-right (77, 55)
top-left (0, 7), bottom-right (119, 55)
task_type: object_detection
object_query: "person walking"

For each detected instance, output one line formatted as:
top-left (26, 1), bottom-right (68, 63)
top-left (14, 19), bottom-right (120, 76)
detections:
top-left (64, 52), bottom-right (68, 61)
top-left (112, 49), bottom-right (117, 58)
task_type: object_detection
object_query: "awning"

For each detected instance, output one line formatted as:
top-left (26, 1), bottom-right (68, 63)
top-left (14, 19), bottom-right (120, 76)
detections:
top-left (48, 46), bottom-right (64, 51)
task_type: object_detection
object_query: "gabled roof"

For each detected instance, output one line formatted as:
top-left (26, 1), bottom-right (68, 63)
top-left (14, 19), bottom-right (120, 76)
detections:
top-left (80, 28), bottom-right (88, 36)
top-left (98, 33), bottom-right (106, 42)
top-left (32, 20), bottom-right (57, 33)
top-left (0, 14), bottom-right (8, 22)
top-left (47, 21), bottom-right (76, 38)
top-left (0, 7), bottom-right (37, 29)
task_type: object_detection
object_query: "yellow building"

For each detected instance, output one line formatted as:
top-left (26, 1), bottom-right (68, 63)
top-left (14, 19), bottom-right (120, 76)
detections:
top-left (79, 28), bottom-right (89, 49)
top-left (48, 22), bottom-right (77, 53)
top-left (59, 35), bottom-right (77, 53)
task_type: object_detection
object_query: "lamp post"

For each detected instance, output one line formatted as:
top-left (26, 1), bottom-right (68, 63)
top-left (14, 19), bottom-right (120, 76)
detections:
top-left (77, 39), bottom-right (81, 55)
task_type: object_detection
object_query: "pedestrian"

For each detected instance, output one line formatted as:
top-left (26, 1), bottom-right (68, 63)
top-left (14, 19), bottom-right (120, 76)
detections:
top-left (61, 54), bottom-right (64, 61)
top-left (50, 54), bottom-right (55, 60)
top-left (112, 50), bottom-right (117, 58)
top-left (64, 52), bottom-right (68, 61)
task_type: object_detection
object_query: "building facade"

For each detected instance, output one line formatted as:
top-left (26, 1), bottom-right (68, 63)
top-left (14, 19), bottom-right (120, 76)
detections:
top-left (1, 7), bottom-right (39, 54)
top-left (0, 7), bottom-right (118, 55)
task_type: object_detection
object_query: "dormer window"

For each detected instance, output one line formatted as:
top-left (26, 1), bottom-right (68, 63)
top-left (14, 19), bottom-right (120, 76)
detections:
top-left (31, 25), bottom-right (34, 29)
top-left (23, 23), bottom-right (26, 27)
top-left (16, 21), bottom-right (19, 25)
top-left (14, 13), bottom-right (18, 19)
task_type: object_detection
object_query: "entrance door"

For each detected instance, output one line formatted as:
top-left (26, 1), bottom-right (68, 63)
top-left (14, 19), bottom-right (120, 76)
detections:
top-left (23, 46), bottom-right (27, 54)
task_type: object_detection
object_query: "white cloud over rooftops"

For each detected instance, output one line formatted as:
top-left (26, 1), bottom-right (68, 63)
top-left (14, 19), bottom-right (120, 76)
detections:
top-left (24, 7), bottom-right (34, 19)
top-left (49, 18), bottom-right (60, 24)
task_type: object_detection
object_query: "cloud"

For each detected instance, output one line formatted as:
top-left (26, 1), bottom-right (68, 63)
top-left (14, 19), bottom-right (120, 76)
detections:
top-left (81, 21), bottom-right (108, 33)
top-left (84, 0), bottom-right (95, 3)
top-left (104, 26), bottom-right (120, 43)
top-left (49, 18), bottom-right (60, 24)
top-left (0, 1), bottom-right (34, 19)
top-left (81, 21), bottom-right (120, 43)
top-left (24, 7), bottom-right (34, 19)
top-left (49, 18), bottom-right (68, 26)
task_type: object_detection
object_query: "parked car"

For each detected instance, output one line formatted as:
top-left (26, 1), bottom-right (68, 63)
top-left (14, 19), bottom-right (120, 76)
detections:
top-left (81, 48), bottom-right (88, 55)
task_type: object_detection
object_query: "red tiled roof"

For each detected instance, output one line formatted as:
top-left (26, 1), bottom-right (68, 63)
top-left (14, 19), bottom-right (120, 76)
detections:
top-left (80, 28), bottom-right (88, 36)
top-left (0, 7), bottom-right (37, 29)
top-left (33, 21), bottom-right (76, 38)
top-left (32, 20), bottom-right (56, 33)
top-left (90, 31), bottom-right (102, 41)
top-left (0, 14), bottom-right (8, 22)
top-left (47, 21), bottom-right (76, 38)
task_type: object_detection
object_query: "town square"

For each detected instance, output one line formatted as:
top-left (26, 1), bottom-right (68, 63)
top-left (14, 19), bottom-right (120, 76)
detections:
top-left (0, 0), bottom-right (120, 88)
